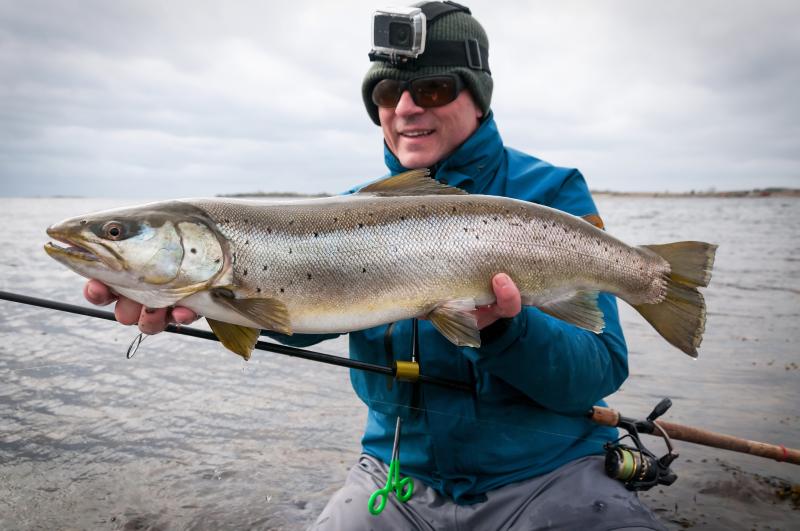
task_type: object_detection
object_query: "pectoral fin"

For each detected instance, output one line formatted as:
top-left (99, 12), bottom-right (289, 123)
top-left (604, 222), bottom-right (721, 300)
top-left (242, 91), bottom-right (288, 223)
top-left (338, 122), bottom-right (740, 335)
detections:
top-left (206, 318), bottom-right (260, 360)
top-left (537, 290), bottom-right (605, 333)
top-left (427, 299), bottom-right (481, 347)
top-left (210, 288), bottom-right (293, 335)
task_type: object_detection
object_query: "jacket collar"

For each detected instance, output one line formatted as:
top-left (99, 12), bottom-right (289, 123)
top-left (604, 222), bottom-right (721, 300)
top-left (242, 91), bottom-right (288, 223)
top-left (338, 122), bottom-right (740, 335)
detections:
top-left (383, 112), bottom-right (504, 194)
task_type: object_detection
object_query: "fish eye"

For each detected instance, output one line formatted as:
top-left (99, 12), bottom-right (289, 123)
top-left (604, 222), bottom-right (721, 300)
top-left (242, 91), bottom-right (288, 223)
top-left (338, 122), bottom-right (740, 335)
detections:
top-left (103, 221), bottom-right (125, 241)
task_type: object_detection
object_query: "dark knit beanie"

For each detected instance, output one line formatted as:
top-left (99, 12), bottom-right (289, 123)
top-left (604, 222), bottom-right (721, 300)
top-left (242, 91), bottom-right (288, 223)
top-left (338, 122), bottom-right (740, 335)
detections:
top-left (362, 2), bottom-right (492, 125)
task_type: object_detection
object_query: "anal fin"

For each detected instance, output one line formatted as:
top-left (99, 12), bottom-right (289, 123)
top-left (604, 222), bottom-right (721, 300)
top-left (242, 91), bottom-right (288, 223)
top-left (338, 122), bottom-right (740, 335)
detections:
top-left (538, 290), bottom-right (605, 333)
top-left (206, 318), bottom-right (260, 360)
top-left (427, 299), bottom-right (481, 347)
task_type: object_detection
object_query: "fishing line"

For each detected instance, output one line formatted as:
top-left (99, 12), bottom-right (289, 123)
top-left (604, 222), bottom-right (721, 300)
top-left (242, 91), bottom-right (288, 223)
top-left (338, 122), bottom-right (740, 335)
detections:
top-left (126, 333), bottom-right (146, 359)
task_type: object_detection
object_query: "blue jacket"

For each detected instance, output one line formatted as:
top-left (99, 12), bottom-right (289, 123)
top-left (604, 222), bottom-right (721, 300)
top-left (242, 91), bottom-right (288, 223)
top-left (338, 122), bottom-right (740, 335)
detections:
top-left (270, 114), bottom-right (628, 503)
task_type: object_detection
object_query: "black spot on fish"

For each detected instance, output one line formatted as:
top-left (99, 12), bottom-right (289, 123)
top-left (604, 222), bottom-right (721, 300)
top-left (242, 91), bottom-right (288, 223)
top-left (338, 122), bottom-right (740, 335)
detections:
top-left (307, 273), bottom-right (312, 280)
top-left (452, 206), bottom-right (457, 213)
top-left (463, 227), bottom-right (468, 232)
top-left (313, 232), bottom-right (318, 237)
top-left (362, 267), bottom-right (366, 273)
top-left (368, 212), bottom-right (373, 217)
top-left (288, 248), bottom-right (292, 254)
top-left (245, 240), bottom-right (249, 245)
top-left (256, 288), bottom-right (261, 293)
top-left (190, 248), bottom-right (197, 254)
top-left (280, 288), bottom-right (285, 293)
top-left (267, 228), bottom-right (272, 234)
top-left (214, 258), bottom-right (220, 263)
top-left (80, 220), bottom-right (87, 225)
top-left (358, 222), bottom-right (364, 228)
top-left (244, 219), bottom-right (249, 224)
top-left (333, 217), bottom-right (338, 223)
top-left (263, 265), bottom-right (268, 271)
top-left (243, 269), bottom-right (248, 276)
top-left (400, 216), bottom-right (406, 221)
top-left (493, 216), bottom-right (498, 221)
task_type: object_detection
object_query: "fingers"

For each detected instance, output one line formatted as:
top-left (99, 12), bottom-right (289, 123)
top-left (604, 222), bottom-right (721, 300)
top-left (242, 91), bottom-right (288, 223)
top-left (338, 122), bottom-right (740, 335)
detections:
top-left (138, 307), bottom-right (170, 335)
top-left (473, 274), bottom-right (522, 330)
top-left (114, 296), bottom-right (143, 326)
top-left (84, 278), bottom-right (195, 333)
top-left (171, 306), bottom-right (199, 325)
top-left (84, 279), bottom-right (117, 306)
top-left (492, 273), bottom-right (522, 318)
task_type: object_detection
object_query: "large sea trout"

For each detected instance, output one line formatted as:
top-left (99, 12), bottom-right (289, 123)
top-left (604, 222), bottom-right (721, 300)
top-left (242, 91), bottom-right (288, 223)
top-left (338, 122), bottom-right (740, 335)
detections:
top-left (45, 170), bottom-right (716, 359)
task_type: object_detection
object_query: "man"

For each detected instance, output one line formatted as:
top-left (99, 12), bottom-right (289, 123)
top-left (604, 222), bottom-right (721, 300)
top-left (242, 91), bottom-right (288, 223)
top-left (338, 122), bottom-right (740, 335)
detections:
top-left (86, 3), bottom-right (665, 529)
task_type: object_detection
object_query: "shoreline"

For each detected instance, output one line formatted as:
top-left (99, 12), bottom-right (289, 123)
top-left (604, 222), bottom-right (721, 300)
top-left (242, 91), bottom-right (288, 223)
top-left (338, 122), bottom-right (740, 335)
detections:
top-left (591, 188), bottom-right (800, 198)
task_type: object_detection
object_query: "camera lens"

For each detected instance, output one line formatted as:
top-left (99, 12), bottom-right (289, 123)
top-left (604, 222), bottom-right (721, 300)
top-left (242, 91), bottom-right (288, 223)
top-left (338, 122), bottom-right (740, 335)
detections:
top-left (389, 22), bottom-right (412, 49)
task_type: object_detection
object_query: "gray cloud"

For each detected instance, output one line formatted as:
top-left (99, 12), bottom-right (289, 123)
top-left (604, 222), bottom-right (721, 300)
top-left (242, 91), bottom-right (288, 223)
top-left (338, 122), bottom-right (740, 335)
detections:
top-left (1, 0), bottom-right (798, 197)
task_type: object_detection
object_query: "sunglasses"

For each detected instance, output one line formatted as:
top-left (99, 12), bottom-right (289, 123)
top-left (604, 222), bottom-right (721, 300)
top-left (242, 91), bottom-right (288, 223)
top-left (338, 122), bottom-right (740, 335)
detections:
top-left (371, 75), bottom-right (466, 109)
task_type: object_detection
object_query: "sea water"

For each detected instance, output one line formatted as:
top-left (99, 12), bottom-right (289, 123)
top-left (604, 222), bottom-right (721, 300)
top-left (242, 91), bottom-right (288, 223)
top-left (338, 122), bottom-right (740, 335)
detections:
top-left (0, 196), bottom-right (798, 530)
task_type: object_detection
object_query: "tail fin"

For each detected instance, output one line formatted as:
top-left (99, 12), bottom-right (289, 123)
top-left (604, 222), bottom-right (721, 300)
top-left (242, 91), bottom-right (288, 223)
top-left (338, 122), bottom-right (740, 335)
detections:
top-left (634, 241), bottom-right (718, 357)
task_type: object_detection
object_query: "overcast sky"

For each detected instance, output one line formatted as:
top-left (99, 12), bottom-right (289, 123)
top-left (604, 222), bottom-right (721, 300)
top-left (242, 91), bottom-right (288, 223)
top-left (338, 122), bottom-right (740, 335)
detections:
top-left (1, 0), bottom-right (798, 197)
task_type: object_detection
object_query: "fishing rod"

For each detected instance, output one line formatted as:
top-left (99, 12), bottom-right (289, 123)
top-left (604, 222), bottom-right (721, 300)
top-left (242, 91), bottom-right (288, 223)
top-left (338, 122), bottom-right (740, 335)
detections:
top-left (591, 397), bottom-right (800, 492)
top-left (591, 399), bottom-right (800, 465)
top-left (0, 290), bottom-right (471, 393)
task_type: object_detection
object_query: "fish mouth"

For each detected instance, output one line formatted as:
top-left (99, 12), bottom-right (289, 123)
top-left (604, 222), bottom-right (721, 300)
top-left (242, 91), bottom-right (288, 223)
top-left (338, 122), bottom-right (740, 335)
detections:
top-left (44, 240), bottom-right (100, 262)
top-left (44, 228), bottom-right (100, 263)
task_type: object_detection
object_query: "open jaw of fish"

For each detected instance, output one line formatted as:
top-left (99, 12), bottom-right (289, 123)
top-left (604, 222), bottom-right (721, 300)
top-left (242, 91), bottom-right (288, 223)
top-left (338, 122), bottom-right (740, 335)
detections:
top-left (44, 169), bottom-right (717, 361)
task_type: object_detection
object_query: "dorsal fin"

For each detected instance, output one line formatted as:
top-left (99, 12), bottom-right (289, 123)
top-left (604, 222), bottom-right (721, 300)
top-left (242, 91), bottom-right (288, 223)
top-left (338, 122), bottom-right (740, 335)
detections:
top-left (357, 169), bottom-right (468, 196)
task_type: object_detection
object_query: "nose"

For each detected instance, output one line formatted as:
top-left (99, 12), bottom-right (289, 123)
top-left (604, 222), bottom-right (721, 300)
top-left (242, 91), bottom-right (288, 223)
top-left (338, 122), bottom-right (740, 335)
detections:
top-left (394, 90), bottom-right (424, 117)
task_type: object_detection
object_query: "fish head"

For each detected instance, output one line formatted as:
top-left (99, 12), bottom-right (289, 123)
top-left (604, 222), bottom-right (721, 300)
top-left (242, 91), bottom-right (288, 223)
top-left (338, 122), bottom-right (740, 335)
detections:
top-left (45, 201), bottom-right (227, 296)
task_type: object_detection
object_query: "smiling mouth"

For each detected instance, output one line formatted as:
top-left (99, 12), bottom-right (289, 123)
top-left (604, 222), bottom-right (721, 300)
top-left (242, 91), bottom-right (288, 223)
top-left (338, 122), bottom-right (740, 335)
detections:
top-left (400, 129), bottom-right (435, 138)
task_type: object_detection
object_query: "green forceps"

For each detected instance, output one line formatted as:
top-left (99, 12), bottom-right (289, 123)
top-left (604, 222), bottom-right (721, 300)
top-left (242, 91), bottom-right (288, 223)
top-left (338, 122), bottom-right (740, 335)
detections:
top-left (368, 416), bottom-right (414, 515)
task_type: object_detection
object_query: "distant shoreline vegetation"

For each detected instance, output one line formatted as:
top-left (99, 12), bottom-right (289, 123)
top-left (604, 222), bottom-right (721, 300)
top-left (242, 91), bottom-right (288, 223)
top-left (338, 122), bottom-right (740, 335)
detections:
top-left (216, 191), bottom-right (331, 198)
top-left (591, 187), bottom-right (800, 198)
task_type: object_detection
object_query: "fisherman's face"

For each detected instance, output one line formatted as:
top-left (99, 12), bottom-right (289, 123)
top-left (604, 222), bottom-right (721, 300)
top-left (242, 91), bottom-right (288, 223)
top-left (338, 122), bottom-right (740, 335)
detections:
top-left (379, 87), bottom-right (483, 169)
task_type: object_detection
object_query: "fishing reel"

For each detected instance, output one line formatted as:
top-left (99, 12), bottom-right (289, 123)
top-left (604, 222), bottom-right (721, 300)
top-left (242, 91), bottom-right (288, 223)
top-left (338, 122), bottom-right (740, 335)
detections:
top-left (604, 398), bottom-right (679, 491)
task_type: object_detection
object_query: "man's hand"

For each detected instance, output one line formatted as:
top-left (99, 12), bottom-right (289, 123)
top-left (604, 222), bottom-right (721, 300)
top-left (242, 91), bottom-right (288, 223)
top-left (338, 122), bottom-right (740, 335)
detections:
top-left (474, 273), bottom-right (522, 329)
top-left (83, 279), bottom-right (198, 335)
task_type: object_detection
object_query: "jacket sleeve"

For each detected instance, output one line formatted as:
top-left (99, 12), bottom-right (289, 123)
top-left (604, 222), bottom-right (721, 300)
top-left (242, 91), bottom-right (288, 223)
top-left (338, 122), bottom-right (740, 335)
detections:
top-left (260, 331), bottom-right (341, 348)
top-left (459, 293), bottom-right (628, 415)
